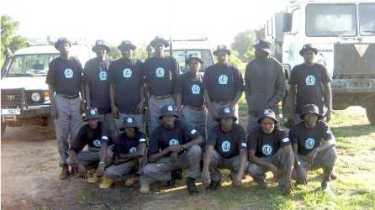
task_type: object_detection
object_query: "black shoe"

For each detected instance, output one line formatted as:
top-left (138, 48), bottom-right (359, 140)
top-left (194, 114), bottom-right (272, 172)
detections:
top-left (186, 177), bottom-right (199, 195)
top-left (166, 178), bottom-right (176, 187)
top-left (208, 179), bottom-right (221, 191)
top-left (172, 169), bottom-right (183, 180)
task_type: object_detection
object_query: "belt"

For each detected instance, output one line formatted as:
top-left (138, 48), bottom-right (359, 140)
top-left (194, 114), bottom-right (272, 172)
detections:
top-left (153, 94), bottom-right (172, 100)
top-left (58, 94), bottom-right (79, 99)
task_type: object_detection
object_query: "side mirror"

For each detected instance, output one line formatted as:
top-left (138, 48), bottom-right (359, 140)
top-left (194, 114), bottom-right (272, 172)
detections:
top-left (283, 13), bottom-right (292, 32)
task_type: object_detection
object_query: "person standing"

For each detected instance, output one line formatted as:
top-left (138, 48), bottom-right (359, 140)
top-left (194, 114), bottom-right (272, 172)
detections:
top-left (46, 38), bottom-right (84, 179)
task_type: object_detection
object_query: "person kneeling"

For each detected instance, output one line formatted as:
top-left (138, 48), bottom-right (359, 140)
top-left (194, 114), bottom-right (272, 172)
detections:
top-left (290, 104), bottom-right (337, 191)
top-left (202, 106), bottom-right (248, 190)
top-left (140, 105), bottom-right (203, 195)
top-left (67, 108), bottom-right (111, 183)
top-left (99, 116), bottom-right (147, 189)
top-left (247, 109), bottom-right (294, 194)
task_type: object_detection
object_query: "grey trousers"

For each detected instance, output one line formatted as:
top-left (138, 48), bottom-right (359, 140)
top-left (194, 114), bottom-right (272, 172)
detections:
top-left (115, 113), bottom-right (144, 133)
top-left (182, 106), bottom-right (207, 139)
top-left (141, 145), bottom-right (202, 184)
top-left (248, 147), bottom-right (294, 187)
top-left (207, 102), bottom-right (239, 131)
top-left (104, 160), bottom-right (138, 181)
top-left (148, 96), bottom-right (175, 134)
top-left (55, 94), bottom-right (82, 167)
top-left (209, 151), bottom-right (247, 182)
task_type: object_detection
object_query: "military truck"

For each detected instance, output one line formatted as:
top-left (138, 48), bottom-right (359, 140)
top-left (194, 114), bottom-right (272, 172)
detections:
top-left (1, 44), bottom-right (93, 136)
top-left (260, 0), bottom-right (375, 124)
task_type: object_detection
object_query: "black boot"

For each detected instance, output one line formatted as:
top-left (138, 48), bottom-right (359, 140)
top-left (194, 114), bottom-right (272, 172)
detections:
top-left (186, 177), bottom-right (199, 195)
top-left (208, 179), bottom-right (221, 190)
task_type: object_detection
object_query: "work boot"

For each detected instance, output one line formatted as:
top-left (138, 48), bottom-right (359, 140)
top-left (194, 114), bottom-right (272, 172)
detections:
top-left (140, 179), bottom-right (150, 194)
top-left (208, 179), bottom-right (221, 191)
top-left (59, 165), bottom-right (70, 180)
top-left (87, 170), bottom-right (99, 183)
top-left (99, 176), bottom-right (114, 189)
top-left (186, 177), bottom-right (199, 195)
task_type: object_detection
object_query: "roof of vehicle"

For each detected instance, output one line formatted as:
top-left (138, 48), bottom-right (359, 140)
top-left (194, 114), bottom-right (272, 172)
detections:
top-left (168, 40), bottom-right (212, 51)
top-left (14, 44), bottom-right (92, 56)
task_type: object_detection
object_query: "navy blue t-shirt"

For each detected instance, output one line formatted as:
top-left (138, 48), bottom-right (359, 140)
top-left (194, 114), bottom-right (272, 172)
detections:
top-left (46, 56), bottom-right (83, 97)
top-left (247, 127), bottom-right (290, 158)
top-left (84, 57), bottom-right (111, 114)
top-left (109, 58), bottom-right (144, 114)
top-left (71, 122), bottom-right (110, 153)
top-left (148, 120), bottom-right (200, 156)
top-left (113, 130), bottom-right (146, 155)
top-left (289, 121), bottom-right (334, 156)
top-left (176, 71), bottom-right (204, 108)
top-left (143, 56), bottom-right (178, 96)
top-left (207, 124), bottom-right (247, 159)
top-left (203, 63), bottom-right (244, 102)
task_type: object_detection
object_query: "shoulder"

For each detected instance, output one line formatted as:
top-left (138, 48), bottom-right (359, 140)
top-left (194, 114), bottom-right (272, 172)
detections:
top-left (69, 56), bottom-right (82, 64)
top-left (275, 128), bottom-right (289, 138)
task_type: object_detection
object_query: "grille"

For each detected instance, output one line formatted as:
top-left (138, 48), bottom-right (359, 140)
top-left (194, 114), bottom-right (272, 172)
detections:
top-left (1, 88), bottom-right (25, 108)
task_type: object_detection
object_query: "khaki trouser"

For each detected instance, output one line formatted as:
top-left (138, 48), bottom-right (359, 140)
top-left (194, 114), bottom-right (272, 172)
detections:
top-left (248, 146), bottom-right (294, 188)
top-left (209, 150), bottom-right (247, 182)
top-left (140, 145), bottom-right (202, 184)
top-left (55, 94), bottom-right (82, 167)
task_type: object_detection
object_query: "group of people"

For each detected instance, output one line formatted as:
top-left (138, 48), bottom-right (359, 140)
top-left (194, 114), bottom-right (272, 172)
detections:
top-left (46, 36), bottom-right (337, 195)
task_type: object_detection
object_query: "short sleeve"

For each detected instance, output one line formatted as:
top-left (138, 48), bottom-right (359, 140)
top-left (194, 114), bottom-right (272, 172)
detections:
top-left (206, 127), bottom-right (218, 146)
top-left (321, 123), bottom-right (334, 141)
top-left (237, 126), bottom-right (247, 150)
top-left (138, 132), bottom-right (147, 144)
top-left (182, 122), bottom-right (200, 140)
top-left (46, 61), bottom-right (55, 85)
top-left (70, 126), bottom-right (88, 153)
top-left (203, 68), bottom-right (210, 90)
top-left (175, 74), bottom-right (184, 95)
top-left (278, 130), bottom-right (291, 147)
top-left (320, 65), bottom-right (331, 84)
top-left (289, 66), bottom-right (298, 86)
top-left (148, 129), bottom-right (160, 155)
top-left (233, 67), bottom-right (244, 93)
top-left (289, 127), bottom-right (298, 145)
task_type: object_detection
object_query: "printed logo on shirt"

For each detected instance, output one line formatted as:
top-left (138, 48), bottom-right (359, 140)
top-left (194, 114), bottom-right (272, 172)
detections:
top-left (129, 146), bottom-right (137, 154)
top-left (123, 68), bottom-right (133, 78)
top-left (262, 144), bottom-right (273, 156)
top-left (99, 71), bottom-right (108, 81)
top-left (218, 74), bottom-right (229, 85)
top-left (221, 140), bottom-right (231, 152)
top-left (64, 68), bottom-right (74, 79)
top-left (191, 84), bottom-right (201, 95)
top-left (305, 75), bottom-right (316, 86)
top-left (169, 139), bottom-right (179, 145)
top-left (155, 67), bottom-right (165, 78)
top-left (305, 138), bottom-right (316, 149)
top-left (190, 129), bottom-right (197, 135)
top-left (93, 139), bottom-right (101, 147)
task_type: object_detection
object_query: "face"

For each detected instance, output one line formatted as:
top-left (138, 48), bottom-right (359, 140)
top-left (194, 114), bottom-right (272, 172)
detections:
top-left (189, 59), bottom-right (201, 72)
top-left (216, 51), bottom-right (229, 64)
top-left (154, 44), bottom-right (165, 55)
top-left (303, 50), bottom-right (315, 64)
top-left (95, 46), bottom-right (108, 58)
top-left (58, 42), bottom-right (71, 55)
top-left (303, 113), bottom-right (319, 127)
top-left (121, 48), bottom-right (133, 59)
top-left (220, 117), bottom-right (234, 131)
top-left (161, 115), bottom-right (176, 129)
top-left (125, 127), bottom-right (136, 137)
top-left (88, 119), bottom-right (98, 129)
top-left (260, 117), bottom-right (275, 134)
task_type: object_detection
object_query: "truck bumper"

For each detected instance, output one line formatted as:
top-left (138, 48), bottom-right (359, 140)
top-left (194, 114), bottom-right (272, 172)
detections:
top-left (1, 105), bottom-right (51, 126)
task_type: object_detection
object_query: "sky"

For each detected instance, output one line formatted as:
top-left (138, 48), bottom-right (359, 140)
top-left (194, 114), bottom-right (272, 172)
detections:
top-left (3, 0), bottom-right (288, 46)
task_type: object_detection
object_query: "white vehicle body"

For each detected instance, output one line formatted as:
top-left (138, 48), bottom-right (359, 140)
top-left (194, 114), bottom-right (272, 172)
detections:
top-left (261, 0), bottom-right (375, 123)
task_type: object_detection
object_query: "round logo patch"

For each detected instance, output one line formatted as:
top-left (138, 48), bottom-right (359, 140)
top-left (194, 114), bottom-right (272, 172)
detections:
top-left (99, 71), bottom-right (107, 81)
top-left (129, 147), bottom-right (137, 154)
top-left (305, 75), bottom-right (316, 86)
top-left (218, 74), bottom-right (229, 85)
top-left (221, 140), bottom-right (231, 152)
top-left (262, 144), bottom-right (273, 156)
top-left (191, 84), bottom-right (201, 95)
top-left (93, 139), bottom-right (101, 147)
top-left (305, 138), bottom-right (316, 150)
top-left (64, 68), bottom-right (74, 79)
top-left (155, 67), bottom-right (165, 78)
top-left (169, 139), bottom-right (179, 145)
top-left (123, 68), bottom-right (133, 78)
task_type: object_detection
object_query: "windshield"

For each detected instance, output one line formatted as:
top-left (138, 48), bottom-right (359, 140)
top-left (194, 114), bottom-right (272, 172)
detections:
top-left (306, 4), bottom-right (357, 37)
top-left (7, 54), bottom-right (58, 77)
top-left (170, 49), bottom-right (213, 73)
top-left (359, 3), bottom-right (375, 36)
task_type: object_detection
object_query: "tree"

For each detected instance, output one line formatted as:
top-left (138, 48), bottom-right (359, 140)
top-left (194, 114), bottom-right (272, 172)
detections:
top-left (231, 30), bottom-right (256, 62)
top-left (1, 16), bottom-right (28, 65)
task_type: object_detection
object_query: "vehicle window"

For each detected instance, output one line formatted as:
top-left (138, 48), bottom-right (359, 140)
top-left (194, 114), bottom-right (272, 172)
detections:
top-left (359, 3), bottom-right (375, 36)
top-left (7, 54), bottom-right (58, 77)
top-left (172, 50), bottom-right (213, 73)
top-left (306, 4), bottom-right (357, 37)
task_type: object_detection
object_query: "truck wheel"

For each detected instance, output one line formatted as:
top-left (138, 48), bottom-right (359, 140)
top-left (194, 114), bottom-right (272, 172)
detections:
top-left (366, 106), bottom-right (375, 125)
top-left (1, 121), bottom-right (6, 137)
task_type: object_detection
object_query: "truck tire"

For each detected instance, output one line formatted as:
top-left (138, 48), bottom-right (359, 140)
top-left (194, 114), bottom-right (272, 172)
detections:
top-left (366, 106), bottom-right (375, 125)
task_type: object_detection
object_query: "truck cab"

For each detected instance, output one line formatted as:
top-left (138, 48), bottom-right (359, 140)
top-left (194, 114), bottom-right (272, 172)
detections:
top-left (261, 0), bottom-right (375, 124)
top-left (1, 44), bottom-right (92, 136)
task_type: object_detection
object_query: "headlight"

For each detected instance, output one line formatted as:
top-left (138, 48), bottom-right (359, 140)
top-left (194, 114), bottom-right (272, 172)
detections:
top-left (31, 92), bottom-right (41, 102)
